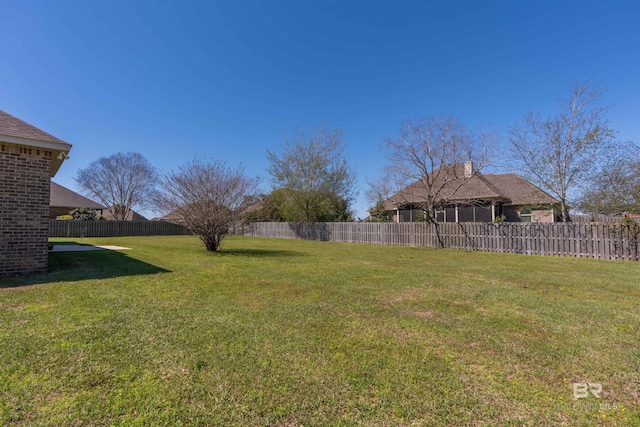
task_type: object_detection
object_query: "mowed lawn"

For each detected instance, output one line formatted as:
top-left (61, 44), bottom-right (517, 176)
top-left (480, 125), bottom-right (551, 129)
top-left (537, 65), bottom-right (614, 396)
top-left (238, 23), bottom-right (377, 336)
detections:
top-left (1, 236), bottom-right (639, 426)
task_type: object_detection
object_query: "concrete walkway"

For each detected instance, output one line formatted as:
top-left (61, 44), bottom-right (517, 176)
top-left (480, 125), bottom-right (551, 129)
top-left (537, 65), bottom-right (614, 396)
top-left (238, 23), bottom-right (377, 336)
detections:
top-left (50, 245), bottom-right (131, 252)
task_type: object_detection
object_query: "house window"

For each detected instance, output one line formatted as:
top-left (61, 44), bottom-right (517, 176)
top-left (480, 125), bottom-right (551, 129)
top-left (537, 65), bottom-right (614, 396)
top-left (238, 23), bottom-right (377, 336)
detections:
top-left (399, 205), bottom-right (423, 222)
top-left (520, 208), bottom-right (532, 222)
top-left (475, 205), bottom-right (492, 222)
top-left (458, 206), bottom-right (474, 222)
top-left (445, 207), bottom-right (456, 223)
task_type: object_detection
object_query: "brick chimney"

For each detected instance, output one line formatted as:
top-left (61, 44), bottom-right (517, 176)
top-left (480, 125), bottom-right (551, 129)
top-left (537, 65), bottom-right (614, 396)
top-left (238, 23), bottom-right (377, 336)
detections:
top-left (464, 161), bottom-right (474, 178)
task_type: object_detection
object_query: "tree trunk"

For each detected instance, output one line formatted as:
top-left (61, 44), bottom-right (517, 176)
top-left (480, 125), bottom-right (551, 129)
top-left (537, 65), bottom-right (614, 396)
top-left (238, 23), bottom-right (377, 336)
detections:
top-left (426, 203), bottom-right (445, 248)
top-left (203, 234), bottom-right (221, 251)
top-left (560, 201), bottom-right (570, 222)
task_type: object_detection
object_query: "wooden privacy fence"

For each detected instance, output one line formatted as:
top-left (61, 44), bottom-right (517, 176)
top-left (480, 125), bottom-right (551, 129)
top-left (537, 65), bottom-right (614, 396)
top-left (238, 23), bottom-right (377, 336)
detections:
top-left (239, 222), bottom-right (640, 261)
top-left (570, 214), bottom-right (624, 224)
top-left (49, 220), bottom-right (189, 237)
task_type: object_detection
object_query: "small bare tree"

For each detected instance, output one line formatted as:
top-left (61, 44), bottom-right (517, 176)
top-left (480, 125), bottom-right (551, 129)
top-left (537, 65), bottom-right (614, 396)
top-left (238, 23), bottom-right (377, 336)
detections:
top-left (509, 80), bottom-right (616, 222)
top-left (155, 158), bottom-right (258, 251)
top-left (377, 115), bottom-right (494, 223)
top-left (75, 152), bottom-right (157, 220)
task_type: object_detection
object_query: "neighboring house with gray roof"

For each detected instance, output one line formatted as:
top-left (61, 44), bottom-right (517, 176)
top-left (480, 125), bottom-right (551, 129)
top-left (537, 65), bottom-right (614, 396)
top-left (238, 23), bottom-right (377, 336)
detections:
top-left (101, 205), bottom-right (148, 221)
top-left (50, 181), bottom-right (105, 218)
top-left (380, 162), bottom-right (561, 223)
top-left (0, 110), bottom-right (72, 275)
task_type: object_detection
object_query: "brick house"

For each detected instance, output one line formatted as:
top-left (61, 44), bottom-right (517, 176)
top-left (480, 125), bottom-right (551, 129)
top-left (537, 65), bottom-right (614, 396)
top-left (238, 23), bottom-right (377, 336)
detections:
top-left (50, 181), bottom-right (105, 219)
top-left (0, 110), bottom-right (72, 275)
top-left (380, 162), bottom-right (561, 223)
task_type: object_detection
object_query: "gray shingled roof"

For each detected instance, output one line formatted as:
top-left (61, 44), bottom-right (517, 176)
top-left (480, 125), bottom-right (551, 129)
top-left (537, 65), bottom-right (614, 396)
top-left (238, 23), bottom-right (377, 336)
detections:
top-left (481, 173), bottom-right (559, 206)
top-left (382, 164), bottom-right (559, 210)
top-left (50, 181), bottom-right (105, 209)
top-left (0, 110), bottom-right (68, 145)
top-left (101, 206), bottom-right (149, 221)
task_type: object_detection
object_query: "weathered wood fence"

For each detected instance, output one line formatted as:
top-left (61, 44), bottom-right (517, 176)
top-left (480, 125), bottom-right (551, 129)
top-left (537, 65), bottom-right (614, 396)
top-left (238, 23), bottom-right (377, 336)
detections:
top-left (49, 220), bottom-right (189, 237)
top-left (570, 214), bottom-right (625, 224)
top-left (237, 222), bottom-right (640, 261)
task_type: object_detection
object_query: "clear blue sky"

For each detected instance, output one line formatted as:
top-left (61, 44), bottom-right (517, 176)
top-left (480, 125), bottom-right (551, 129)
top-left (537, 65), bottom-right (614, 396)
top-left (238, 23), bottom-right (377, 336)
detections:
top-left (1, 0), bottom-right (638, 219)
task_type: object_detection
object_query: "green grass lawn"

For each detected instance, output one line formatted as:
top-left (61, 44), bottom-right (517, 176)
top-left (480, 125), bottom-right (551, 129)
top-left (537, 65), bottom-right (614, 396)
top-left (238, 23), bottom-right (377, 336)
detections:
top-left (1, 236), bottom-right (639, 426)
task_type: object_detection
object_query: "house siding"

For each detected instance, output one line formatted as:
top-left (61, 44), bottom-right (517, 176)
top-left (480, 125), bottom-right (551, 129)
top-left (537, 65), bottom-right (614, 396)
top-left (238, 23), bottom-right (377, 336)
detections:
top-left (0, 143), bottom-right (52, 275)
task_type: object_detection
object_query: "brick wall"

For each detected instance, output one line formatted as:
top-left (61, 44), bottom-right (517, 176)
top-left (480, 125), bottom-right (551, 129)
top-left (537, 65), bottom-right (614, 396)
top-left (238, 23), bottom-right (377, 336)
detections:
top-left (531, 209), bottom-right (555, 223)
top-left (0, 142), bottom-right (52, 276)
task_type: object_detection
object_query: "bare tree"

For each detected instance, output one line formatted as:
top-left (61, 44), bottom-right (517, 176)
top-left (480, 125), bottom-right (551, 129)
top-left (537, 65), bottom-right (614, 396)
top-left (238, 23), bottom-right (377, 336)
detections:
top-left (578, 145), bottom-right (640, 215)
top-left (155, 158), bottom-right (258, 251)
top-left (509, 80), bottom-right (616, 222)
top-left (75, 152), bottom-right (157, 220)
top-left (377, 115), bottom-right (494, 223)
top-left (266, 125), bottom-right (357, 222)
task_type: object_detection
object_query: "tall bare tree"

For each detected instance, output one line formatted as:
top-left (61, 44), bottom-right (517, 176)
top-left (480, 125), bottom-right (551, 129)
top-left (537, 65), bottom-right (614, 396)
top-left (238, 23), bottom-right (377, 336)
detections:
top-left (75, 152), bottom-right (157, 220)
top-left (509, 80), bottom-right (616, 222)
top-left (155, 158), bottom-right (258, 251)
top-left (376, 115), bottom-right (494, 223)
top-left (266, 125), bottom-right (357, 222)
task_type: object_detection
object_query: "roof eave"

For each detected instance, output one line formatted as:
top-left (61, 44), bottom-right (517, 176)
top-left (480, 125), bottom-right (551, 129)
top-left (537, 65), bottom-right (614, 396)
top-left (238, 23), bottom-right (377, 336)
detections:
top-left (50, 204), bottom-right (106, 209)
top-left (503, 201), bottom-right (562, 207)
top-left (0, 133), bottom-right (72, 151)
top-left (0, 134), bottom-right (72, 177)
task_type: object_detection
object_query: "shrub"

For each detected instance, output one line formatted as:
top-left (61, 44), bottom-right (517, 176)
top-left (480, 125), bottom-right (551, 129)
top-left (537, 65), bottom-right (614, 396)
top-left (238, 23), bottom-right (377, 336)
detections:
top-left (70, 207), bottom-right (99, 220)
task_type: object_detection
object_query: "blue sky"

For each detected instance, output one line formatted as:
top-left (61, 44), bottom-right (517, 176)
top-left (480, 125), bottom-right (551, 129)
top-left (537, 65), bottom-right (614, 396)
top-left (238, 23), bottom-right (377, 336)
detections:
top-left (1, 0), bottom-right (639, 219)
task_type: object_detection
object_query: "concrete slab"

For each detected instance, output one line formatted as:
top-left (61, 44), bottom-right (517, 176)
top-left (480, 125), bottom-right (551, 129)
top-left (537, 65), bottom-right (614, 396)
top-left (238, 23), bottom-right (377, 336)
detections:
top-left (50, 245), bottom-right (131, 252)
top-left (97, 245), bottom-right (131, 251)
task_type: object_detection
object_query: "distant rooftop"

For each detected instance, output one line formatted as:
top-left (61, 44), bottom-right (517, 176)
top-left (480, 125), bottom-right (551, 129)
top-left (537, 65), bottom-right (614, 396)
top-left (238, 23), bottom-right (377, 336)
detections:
top-left (382, 163), bottom-right (559, 210)
top-left (50, 181), bottom-right (105, 210)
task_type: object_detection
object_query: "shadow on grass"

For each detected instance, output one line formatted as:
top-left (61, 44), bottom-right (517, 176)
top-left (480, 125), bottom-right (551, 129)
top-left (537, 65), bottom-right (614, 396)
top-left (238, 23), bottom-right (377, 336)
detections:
top-left (288, 222), bottom-right (331, 241)
top-left (215, 248), bottom-right (304, 258)
top-left (0, 250), bottom-right (169, 288)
